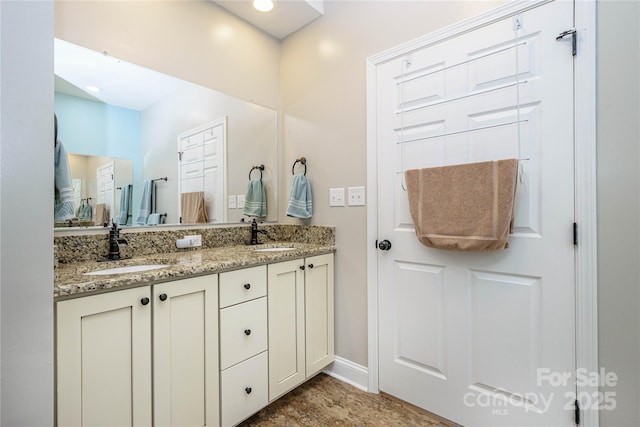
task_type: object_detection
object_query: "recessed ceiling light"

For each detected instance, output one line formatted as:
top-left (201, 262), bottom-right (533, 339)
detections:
top-left (253, 0), bottom-right (274, 12)
top-left (85, 85), bottom-right (101, 93)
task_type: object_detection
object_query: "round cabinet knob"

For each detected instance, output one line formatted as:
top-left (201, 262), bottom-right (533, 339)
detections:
top-left (159, 293), bottom-right (168, 302)
top-left (299, 265), bottom-right (305, 271)
top-left (244, 283), bottom-right (251, 290)
top-left (308, 263), bottom-right (314, 269)
top-left (378, 239), bottom-right (392, 251)
top-left (244, 329), bottom-right (252, 336)
top-left (245, 387), bottom-right (252, 394)
top-left (140, 297), bottom-right (150, 306)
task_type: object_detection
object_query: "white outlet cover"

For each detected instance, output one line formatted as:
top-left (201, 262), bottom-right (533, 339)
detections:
top-left (348, 186), bottom-right (366, 206)
top-left (228, 195), bottom-right (237, 209)
top-left (237, 195), bottom-right (246, 209)
top-left (329, 188), bottom-right (345, 207)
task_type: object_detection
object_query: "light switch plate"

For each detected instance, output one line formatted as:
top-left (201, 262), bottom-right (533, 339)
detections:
top-left (228, 195), bottom-right (237, 209)
top-left (348, 186), bottom-right (366, 206)
top-left (237, 195), bottom-right (245, 209)
top-left (329, 188), bottom-right (345, 207)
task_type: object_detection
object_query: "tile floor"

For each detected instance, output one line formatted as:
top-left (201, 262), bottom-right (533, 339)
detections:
top-left (239, 373), bottom-right (457, 426)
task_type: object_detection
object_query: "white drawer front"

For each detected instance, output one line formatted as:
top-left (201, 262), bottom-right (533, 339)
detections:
top-left (220, 351), bottom-right (268, 427)
top-left (219, 266), bottom-right (267, 308)
top-left (220, 297), bottom-right (267, 369)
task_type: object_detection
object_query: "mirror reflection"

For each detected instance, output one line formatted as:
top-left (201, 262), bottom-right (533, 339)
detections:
top-left (53, 39), bottom-right (278, 229)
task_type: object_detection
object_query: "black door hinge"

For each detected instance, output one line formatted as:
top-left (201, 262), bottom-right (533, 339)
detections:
top-left (575, 399), bottom-right (581, 425)
top-left (556, 29), bottom-right (577, 56)
top-left (573, 222), bottom-right (578, 245)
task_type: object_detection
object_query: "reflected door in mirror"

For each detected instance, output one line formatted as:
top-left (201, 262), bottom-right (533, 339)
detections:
top-left (178, 118), bottom-right (227, 223)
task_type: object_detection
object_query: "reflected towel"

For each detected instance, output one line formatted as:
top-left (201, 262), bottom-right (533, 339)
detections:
top-left (405, 159), bottom-right (518, 252)
top-left (146, 213), bottom-right (163, 225)
top-left (136, 180), bottom-right (156, 225)
top-left (286, 174), bottom-right (313, 219)
top-left (94, 203), bottom-right (109, 226)
top-left (116, 184), bottom-right (133, 226)
top-left (243, 179), bottom-right (267, 218)
top-left (181, 192), bottom-right (208, 224)
top-left (54, 140), bottom-right (76, 221)
top-left (82, 203), bottom-right (93, 221)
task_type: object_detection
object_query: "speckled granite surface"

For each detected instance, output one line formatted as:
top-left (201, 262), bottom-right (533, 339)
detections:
top-left (54, 241), bottom-right (335, 300)
top-left (54, 224), bottom-right (334, 264)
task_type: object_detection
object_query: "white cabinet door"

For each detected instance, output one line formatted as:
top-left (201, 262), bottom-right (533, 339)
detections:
top-left (153, 275), bottom-right (219, 427)
top-left (267, 259), bottom-right (306, 400)
top-left (56, 287), bottom-right (152, 427)
top-left (267, 254), bottom-right (335, 400)
top-left (304, 254), bottom-right (335, 376)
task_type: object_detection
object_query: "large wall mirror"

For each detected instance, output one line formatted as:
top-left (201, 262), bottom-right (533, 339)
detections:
top-left (54, 39), bottom-right (278, 229)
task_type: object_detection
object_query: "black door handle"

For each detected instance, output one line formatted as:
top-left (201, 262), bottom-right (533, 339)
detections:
top-left (140, 297), bottom-right (150, 306)
top-left (378, 240), bottom-right (392, 251)
top-left (159, 293), bottom-right (168, 301)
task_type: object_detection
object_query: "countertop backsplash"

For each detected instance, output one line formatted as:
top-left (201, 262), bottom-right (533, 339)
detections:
top-left (54, 223), bottom-right (335, 265)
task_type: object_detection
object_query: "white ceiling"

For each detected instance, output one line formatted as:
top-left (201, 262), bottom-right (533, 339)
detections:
top-left (211, 0), bottom-right (324, 40)
top-left (54, 39), bottom-right (187, 111)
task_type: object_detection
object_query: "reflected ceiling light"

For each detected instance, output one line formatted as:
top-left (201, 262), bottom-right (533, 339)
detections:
top-left (253, 0), bottom-right (274, 12)
top-left (85, 85), bottom-right (101, 93)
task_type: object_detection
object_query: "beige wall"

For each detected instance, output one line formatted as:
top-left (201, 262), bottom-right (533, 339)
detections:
top-left (597, 1), bottom-right (640, 425)
top-left (280, 0), bottom-right (503, 367)
top-left (55, 0), bottom-right (281, 108)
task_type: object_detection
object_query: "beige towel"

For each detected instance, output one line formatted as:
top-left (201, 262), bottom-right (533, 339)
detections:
top-left (94, 203), bottom-right (109, 226)
top-left (181, 192), bottom-right (209, 224)
top-left (405, 159), bottom-right (518, 252)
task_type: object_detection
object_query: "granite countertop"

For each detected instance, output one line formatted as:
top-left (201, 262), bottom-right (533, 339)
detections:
top-left (55, 242), bottom-right (336, 300)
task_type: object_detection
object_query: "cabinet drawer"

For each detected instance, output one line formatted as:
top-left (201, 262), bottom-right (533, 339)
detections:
top-left (220, 351), bottom-right (268, 427)
top-left (219, 266), bottom-right (266, 308)
top-left (220, 297), bottom-right (267, 369)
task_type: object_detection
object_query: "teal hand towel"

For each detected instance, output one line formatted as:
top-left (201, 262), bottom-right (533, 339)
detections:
top-left (116, 184), bottom-right (132, 226)
top-left (286, 174), bottom-right (313, 218)
top-left (54, 140), bottom-right (76, 221)
top-left (243, 179), bottom-right (267, 218)
top-left (82, 203), bottom-right (92, 221)
top-left (136, 180), bottom-right (156, 225)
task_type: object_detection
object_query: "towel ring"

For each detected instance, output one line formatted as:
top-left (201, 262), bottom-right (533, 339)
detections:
top-left (249, 165), bottom-right (265, 181)
top-left (292, 157), bottom-right (307, 175)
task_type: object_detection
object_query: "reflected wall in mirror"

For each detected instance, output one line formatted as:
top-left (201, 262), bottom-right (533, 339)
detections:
top-left (54, 39), bottom-right (278, 229)
top-left (56, 155), bottom-right (134, 227)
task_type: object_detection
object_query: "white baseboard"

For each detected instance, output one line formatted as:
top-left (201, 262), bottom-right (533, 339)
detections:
top-left (322, 356), bottom-right (370, 392)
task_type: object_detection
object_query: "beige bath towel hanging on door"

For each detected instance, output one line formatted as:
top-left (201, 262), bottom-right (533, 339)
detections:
top-left (405, 159), bottom-right (519, 252)
top-left (181, 191), bottom-right (209, 224)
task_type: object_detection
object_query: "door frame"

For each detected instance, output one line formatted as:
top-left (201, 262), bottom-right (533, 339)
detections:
top-left (365, 1), bottom-right (598, 425)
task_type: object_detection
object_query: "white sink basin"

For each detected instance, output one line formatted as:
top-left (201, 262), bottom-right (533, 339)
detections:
top-left (84, 264), bottom-right (169, 276)
top-left (253, 247), bottom-right (296, 252)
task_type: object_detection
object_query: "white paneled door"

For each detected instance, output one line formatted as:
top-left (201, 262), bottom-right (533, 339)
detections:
top-left (376, 2), bottom-right (576, 426)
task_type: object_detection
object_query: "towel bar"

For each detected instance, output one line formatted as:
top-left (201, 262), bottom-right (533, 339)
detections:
top-left (249, 165), bottom-right (265, 181)
top-left (292, 157), bottom-right (307, 175)
top-left (152, 177), bottom-right (168, 182)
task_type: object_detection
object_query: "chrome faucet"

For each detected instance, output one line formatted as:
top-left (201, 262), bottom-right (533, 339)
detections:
top-left (107, 222), bottom-right (128, 260)
top-left (250, 218), bottom-right (267, 245)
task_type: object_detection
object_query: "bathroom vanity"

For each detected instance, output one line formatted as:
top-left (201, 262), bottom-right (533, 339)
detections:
top-left (54, 225), bottom-right (335, 427)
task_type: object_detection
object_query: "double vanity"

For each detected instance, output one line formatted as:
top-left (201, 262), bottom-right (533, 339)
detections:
top-left (54, 224), bottom-right (335, 427)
